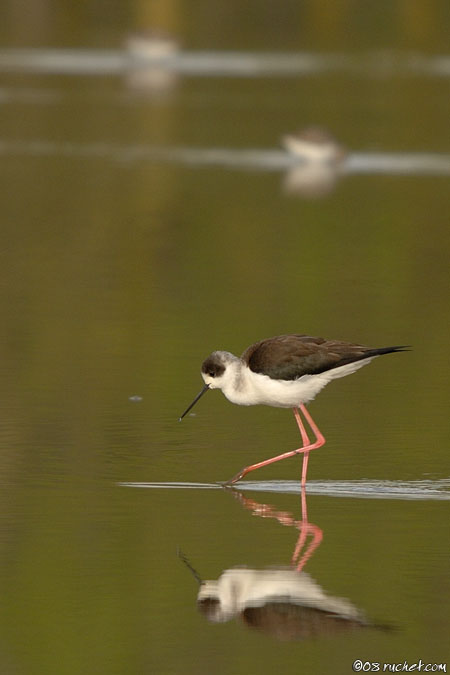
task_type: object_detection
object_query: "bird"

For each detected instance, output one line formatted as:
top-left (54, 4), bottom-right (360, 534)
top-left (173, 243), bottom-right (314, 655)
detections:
top-left (125, 30), bottom-right (180, 61)
top-left (179, 334), bottom-right (408, 486)
top-left (281, 127), bottom-right (347, 165)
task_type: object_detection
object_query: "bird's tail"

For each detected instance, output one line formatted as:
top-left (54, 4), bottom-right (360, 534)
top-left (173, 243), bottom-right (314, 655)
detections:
top-left (364, 345), bottom-right (411, 358)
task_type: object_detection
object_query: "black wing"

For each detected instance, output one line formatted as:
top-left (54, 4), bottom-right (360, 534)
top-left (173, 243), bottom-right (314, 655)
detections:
top-left (241, 334), bottom-right (407, 381)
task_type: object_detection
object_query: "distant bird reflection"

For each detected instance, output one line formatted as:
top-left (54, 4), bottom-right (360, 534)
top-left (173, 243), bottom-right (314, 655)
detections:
top-left (124, 30), bottom-right (179, 94)
top-left (282, 161), bottom-right (342, 198)
top-left (281, 127), bottom-right (347, 198)
top-left (179, 490), bottom-right (382, 640)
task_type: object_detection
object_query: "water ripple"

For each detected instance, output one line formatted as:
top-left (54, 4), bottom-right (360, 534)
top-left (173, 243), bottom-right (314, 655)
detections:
top-left (0, 140), bottom-right (449, 176)
top-left (119, 479), bottom-right (450, 501)
top-left (0, 48), bottom-right (448, 78)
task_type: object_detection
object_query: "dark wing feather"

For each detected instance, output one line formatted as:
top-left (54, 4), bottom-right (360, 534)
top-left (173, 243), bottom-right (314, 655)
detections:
top-left (241, 335), bottom-right (407, 381)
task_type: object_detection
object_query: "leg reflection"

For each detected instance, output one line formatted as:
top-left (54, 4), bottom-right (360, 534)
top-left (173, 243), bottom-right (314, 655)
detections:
top-left (229, 485), bottom-right (323, 572)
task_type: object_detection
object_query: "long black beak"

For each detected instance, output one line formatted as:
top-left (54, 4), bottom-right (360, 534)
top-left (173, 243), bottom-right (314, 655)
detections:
top-left (178, 383), bottom-right (209, 421)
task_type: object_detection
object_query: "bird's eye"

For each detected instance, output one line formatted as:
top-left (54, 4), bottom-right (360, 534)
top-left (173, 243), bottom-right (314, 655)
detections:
top-left (208, 371), bottom-right (215, 378)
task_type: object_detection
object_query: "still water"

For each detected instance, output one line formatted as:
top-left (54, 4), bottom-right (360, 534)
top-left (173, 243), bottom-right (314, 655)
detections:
top-left (0, 2), bottom-right (449, 674)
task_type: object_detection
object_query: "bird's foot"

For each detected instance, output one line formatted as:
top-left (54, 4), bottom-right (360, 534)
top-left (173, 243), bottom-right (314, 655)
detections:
top-left (223, 468), bottom-right (245, 486)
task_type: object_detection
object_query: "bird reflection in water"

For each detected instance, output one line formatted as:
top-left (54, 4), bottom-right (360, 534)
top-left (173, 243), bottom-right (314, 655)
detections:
top-left (281, 127), bottom-right (347, 198)
top-left (179, 489), bottom-right (382, 641)
top-left (124, 30), bottom-right (180, 94)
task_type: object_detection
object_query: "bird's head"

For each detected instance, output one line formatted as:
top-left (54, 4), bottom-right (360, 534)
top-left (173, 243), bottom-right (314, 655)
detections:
top-left (200, 351), bottom-right (235, 389)
top-left (179, 351), bottom-right (238, 420)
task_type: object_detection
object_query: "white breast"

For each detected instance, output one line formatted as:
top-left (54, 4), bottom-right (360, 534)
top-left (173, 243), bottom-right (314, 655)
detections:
top-left (221, 358), bottom-right (374, 408)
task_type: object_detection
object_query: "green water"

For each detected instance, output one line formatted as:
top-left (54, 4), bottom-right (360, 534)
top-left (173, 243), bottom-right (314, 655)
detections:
top-left (0, 2), bottom-right (449, 674)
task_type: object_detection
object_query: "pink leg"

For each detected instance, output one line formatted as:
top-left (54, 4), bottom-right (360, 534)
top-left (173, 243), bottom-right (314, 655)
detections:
top-left (294, 404), bottom-right (326, 486)
top-left (293, 407), bottom-right (311, 486)
top-left (293, 407), bottom-right (311, 445)
top-left (225, 404), bottom-right (325, 486)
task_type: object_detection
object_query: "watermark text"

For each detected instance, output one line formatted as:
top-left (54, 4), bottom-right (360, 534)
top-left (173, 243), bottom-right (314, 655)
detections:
top-left (352, 660), bottom-right (447, 673)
